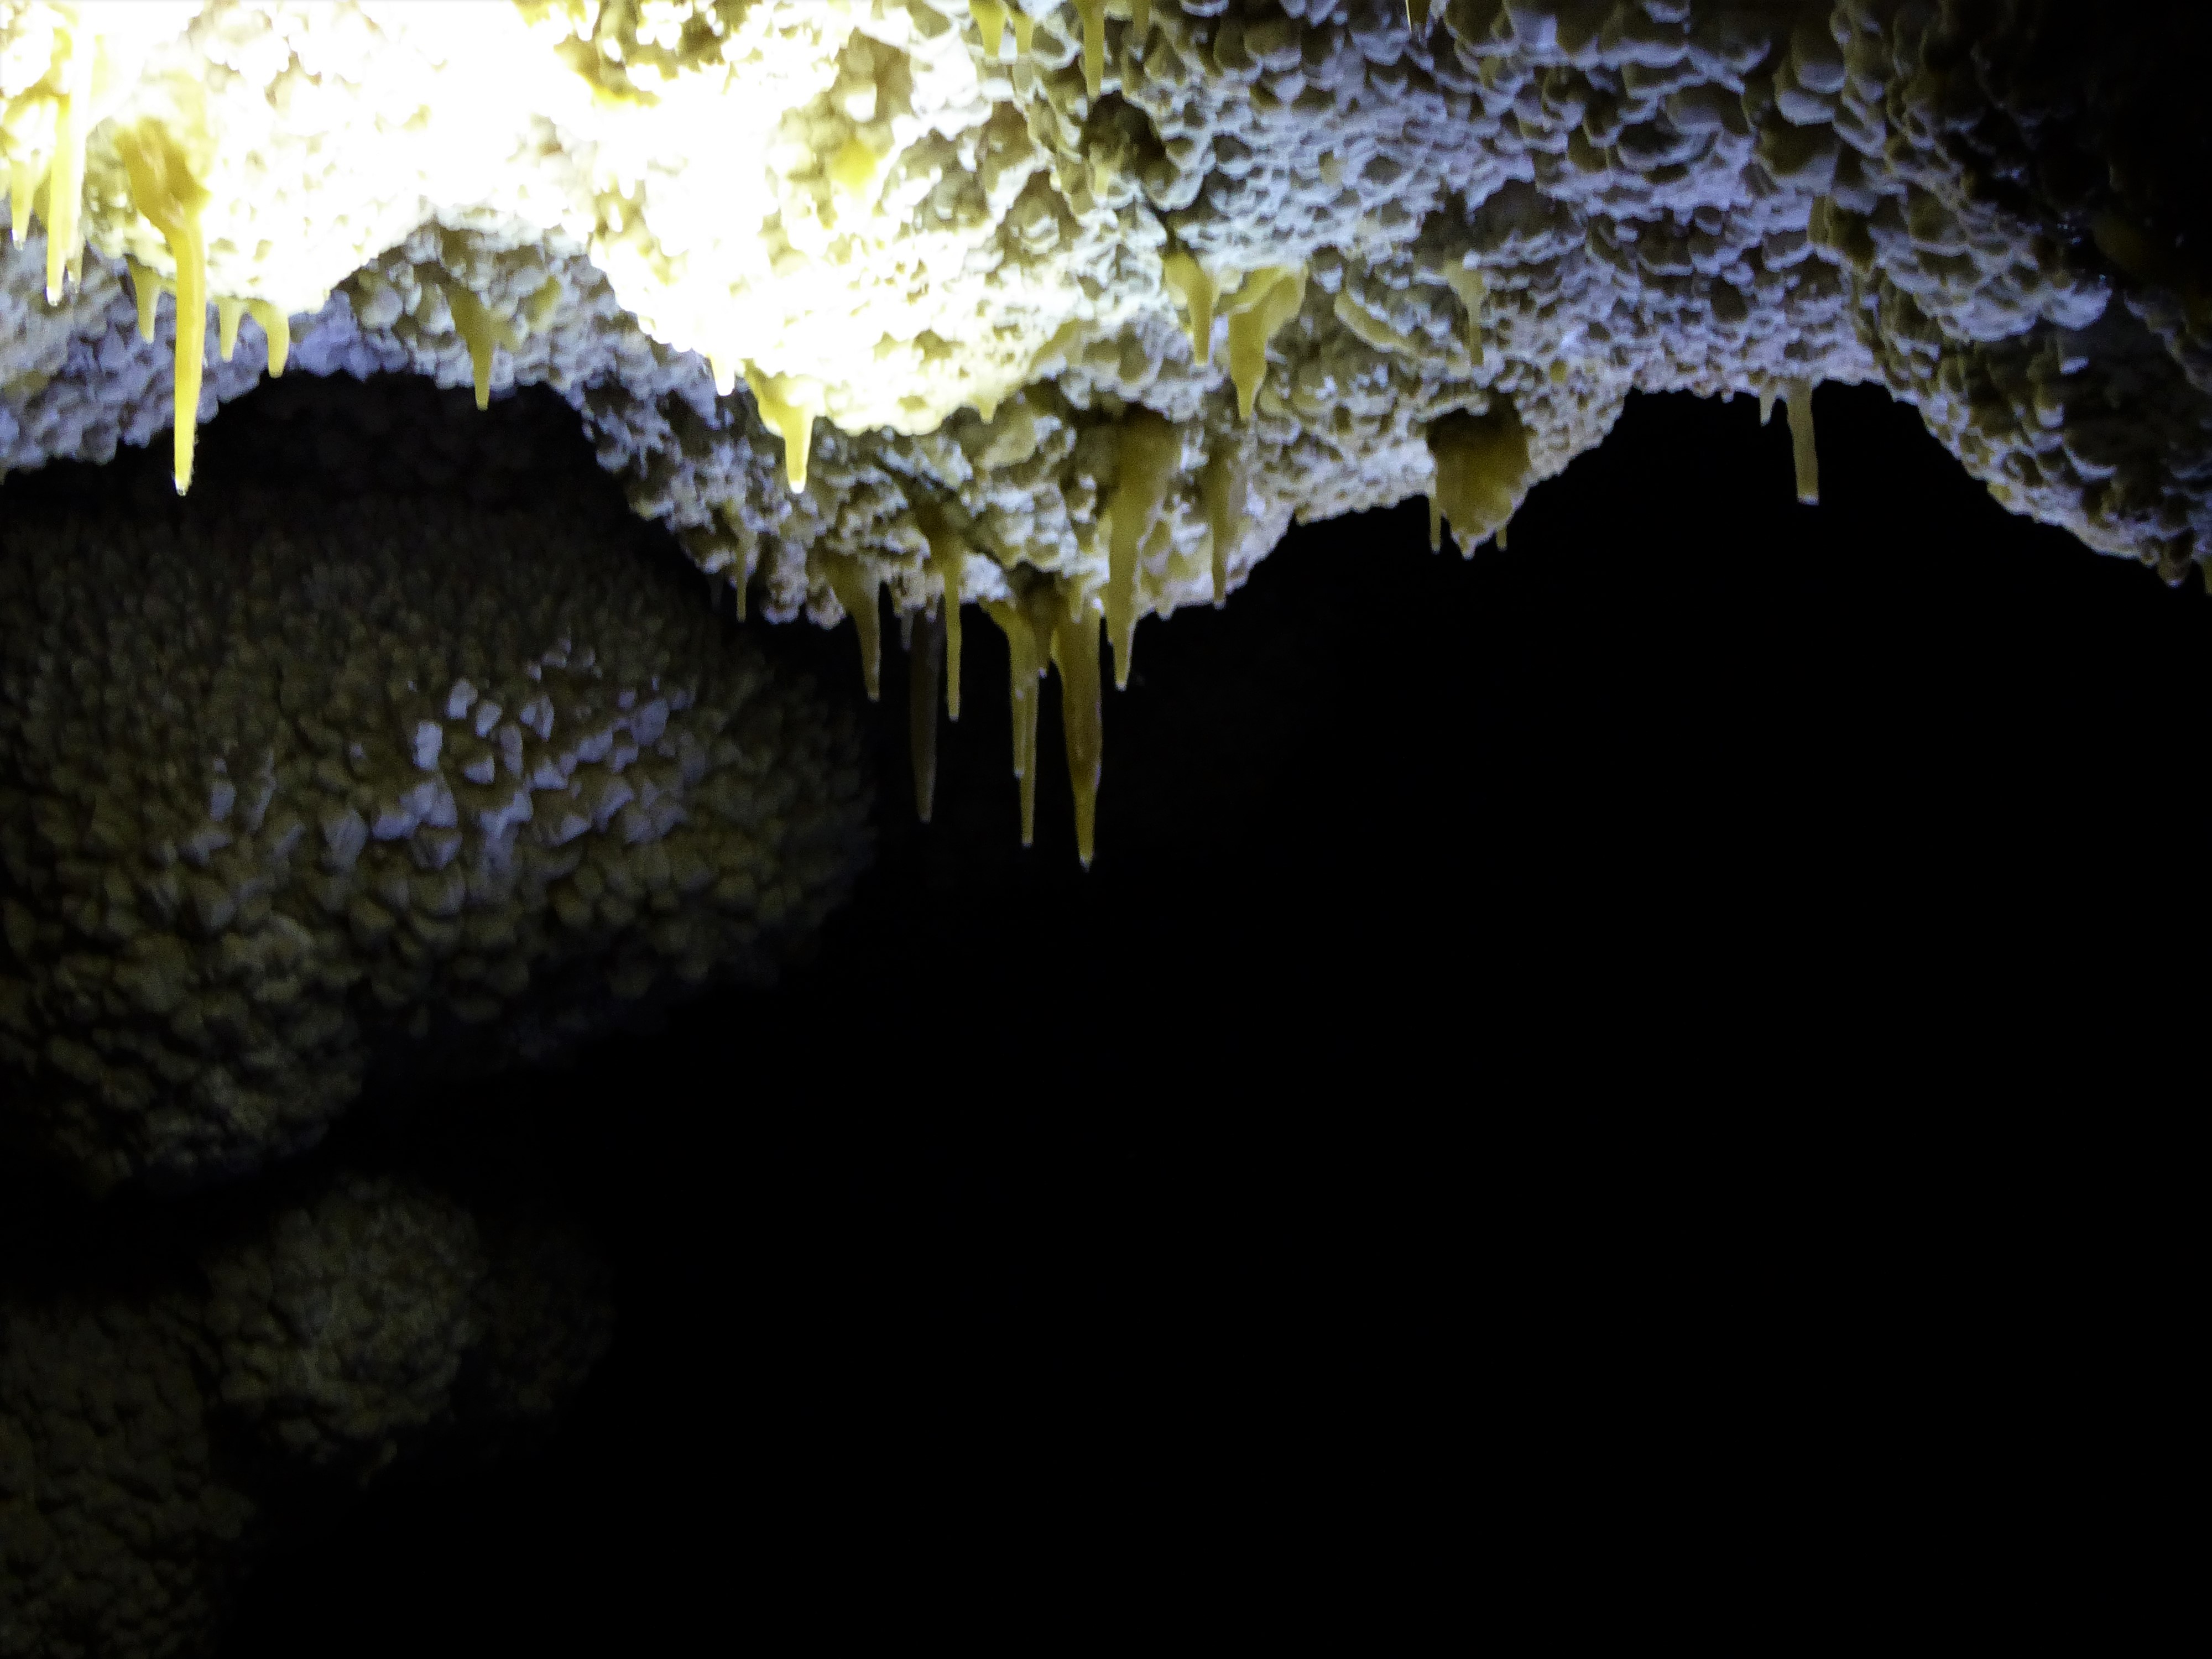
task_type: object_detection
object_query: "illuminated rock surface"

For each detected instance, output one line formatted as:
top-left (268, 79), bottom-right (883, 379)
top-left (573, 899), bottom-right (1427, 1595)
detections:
top-left (0, 1162), bottom-right (612, 1659)
top-left (1, 377), bottom-right (872, 1192)
top-left (9, 5), bottom-right (2203, 1634)
top-left (3, 0), bottom-right (2208, 857)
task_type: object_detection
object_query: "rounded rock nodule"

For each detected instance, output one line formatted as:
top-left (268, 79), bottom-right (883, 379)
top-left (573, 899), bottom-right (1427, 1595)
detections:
top-left (1, 1164), bottom-right (616, 1659)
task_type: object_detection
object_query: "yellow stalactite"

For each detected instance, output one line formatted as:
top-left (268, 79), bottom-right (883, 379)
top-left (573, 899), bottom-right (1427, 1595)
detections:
top-left (1014, 635), bottom-right (1041, 843)
top-left (920, 510), bottom-right (967, 721)
top-left (1222, 265), bottom-right (1306, 421)
top-left (1162, 252), bottom-right (1218, 366)
top-left (1130, 0), bottom-right (1153, 44)
top-left (970, 0), bottom-right (1008, 60)
top-left (825, 559), bottom-right (883, 702)
top-left (125, 256), bottom-right (162, 341)
top-left (1071, 0), bottom-right (1106, 100)
top-left (216, 296), bottom-right (243, 361)
top-left (909, 608), bottom-right (943, 822)
top-left (9, 155), bottom-right (38, 243)
top-left (41, 32), bottom-right (88, 303)
top-left (715, 505), bottom-right (755, 621)
top-left (442, 281), bottom-right (500, 410)
top-left (1785, 379), bottom-right (1819, 505)
top-left (744, 365), bottom-right (825, 492)
top-left (1011, 7), bottom-right (1036, 58)
top-left (984, 595), bottom-right (1051, 846)
top-left (1103, 411), bottom-right (1178, 688)
top-left (246, 300), bottom-right (289, 376)
top-left (113, 121), bottom-right (209, 494)
top-left (1201, 442), bottom-right (1249, 606)
top-left (1407, 0), bottom-right (1433, 33)
top-left (1051, 589), bottom-right (1104, 868)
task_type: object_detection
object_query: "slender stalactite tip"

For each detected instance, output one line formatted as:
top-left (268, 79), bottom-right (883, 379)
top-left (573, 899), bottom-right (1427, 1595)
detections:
top-left (1164, 252), bottom-right (1219, 367)
top-left (969, 0), bottom-right (1007, 62)
top-left (1222, 265), bottom-right (1307, 422)
top-left (216, 295), bottom-right (243, 361)
top-left (1072, 0), bottom-right (1105, 99)
top-left (986, 593), bottom-right (1057, 849)
top-left (745, 365), bottom-right (823, 493)
top-left (113, 119), bottom-right (210, 494)
top-left (1053, 594), bottom-right (1104, 869)
top-left (246, 300), bottom-right (290, 376)
top-left (921, 509), bottom-right (966, 722)
top-left (826, 558), bottom-right (883, 702)
top-left (1202, 443), bottom-right (1250, 605)
top-left (909, 607), bottom-right (943, 823)
top-left (41, 28), bottom-right (87, 304)
top-left (126, 255), bottom-right (161, 340)
top-left (1104, 413), bottom-right (1180, 690)
top-left (7, 155), bottom-right (34, 242)
top-left (445, 281), bottom-right (500, 410)
top-left (1785, 379), bottom-right (1820, 507)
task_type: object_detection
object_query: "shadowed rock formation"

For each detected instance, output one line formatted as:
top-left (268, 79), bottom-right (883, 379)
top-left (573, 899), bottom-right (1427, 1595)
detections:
top-left (1, 377), bottom-right (872, 1191)
top-left (0, 1155), bottom-right (613, 1659)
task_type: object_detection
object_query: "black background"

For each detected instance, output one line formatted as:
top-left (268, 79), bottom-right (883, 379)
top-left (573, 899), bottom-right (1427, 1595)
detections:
top-left (220, 380), bottom-right (2198, 1646)
top-left (11, 377), bottom-right (2198, 1644)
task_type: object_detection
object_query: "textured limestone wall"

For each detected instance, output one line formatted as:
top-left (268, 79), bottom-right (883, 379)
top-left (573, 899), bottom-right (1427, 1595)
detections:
top-left (1, 378), bottom-right (872, 1191)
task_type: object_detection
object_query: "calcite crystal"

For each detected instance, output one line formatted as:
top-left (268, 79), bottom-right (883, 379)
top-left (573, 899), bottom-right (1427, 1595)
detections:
top-left (3, 0), bottom-right (2207, 865)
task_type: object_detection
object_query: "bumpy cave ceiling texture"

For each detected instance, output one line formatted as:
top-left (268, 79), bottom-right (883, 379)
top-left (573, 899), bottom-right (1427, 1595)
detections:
top-left (2, 0), bottom-right (2208, 1650)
